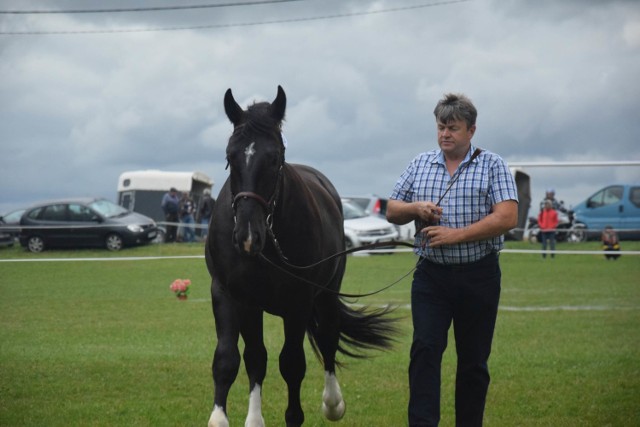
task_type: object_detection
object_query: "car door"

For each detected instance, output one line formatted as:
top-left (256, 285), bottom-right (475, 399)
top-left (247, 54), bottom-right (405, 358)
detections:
top-left (38, 204), bottom-right (73, 246)
top-left (68, 203), bottom-right (103, 247)
top-left (582, 185), bottom-right (624, 230)
top-left (620, 186), bottom-right (640, 231)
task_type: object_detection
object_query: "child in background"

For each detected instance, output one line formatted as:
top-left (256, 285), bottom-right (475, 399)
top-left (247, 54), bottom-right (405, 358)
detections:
top-left (601, 226), bottom-right (621, 260)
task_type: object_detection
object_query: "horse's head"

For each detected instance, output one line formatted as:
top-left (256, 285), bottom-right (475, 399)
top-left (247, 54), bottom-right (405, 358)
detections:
top-left (224, 86), bottom-right (287, 256)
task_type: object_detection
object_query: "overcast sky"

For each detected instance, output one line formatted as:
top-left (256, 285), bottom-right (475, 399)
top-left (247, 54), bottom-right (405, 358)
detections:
top-left (1, 0), bottom-right (639, 217)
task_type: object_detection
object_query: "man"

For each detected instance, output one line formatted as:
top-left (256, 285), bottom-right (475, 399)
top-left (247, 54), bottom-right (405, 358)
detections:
top-left (197, 189), bottom-right (216, 238)
top-left (386, 93), bottom-right (518, 427)
top-left (161, 187), bottom-right (180, 243)
top-left (539, 188), bottom-right (565, 212)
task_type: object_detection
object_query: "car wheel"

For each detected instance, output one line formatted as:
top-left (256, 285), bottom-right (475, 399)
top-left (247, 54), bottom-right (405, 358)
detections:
top-left (152, 228), bottom-right (166, 244)
top-left (345, 237), bottom-right (354, 250)
top-left (27, 236), bottom-right (45, 253)
top-left (105, 233), bottom-right (124, 251)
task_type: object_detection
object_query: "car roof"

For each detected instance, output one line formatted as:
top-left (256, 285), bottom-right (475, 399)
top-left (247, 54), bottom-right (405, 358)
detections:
top-left (24, 197), bottom-right (105, 210)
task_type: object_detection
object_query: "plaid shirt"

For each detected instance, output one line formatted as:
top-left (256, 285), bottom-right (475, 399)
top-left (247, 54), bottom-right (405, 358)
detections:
top-left (390, 145), bottom-right (518, 264)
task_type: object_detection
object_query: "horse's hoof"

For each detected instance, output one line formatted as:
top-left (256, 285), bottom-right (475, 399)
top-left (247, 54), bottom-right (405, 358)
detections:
top-left (245, 416), bottom-right (265, 427)
top-left (209, 406), bottom-right (230, 427)
top-left (322, 399), bottom-right (346, 421)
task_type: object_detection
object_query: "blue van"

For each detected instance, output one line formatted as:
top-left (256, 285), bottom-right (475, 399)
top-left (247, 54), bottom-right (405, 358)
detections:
top-left (571, 184), bottom-right (640, 240)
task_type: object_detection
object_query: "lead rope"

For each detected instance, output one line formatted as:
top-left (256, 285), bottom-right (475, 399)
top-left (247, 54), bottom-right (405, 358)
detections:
top-left (262, 147), bottom-right (483, 298)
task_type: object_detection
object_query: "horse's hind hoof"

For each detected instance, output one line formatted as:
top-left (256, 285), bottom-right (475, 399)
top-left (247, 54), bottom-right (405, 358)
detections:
top-left (322, 399), bottom-right (346, 421)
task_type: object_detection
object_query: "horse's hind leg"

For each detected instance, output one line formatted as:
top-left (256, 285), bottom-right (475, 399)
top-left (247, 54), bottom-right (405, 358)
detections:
top-left (208, 281), bottom-right (241, 427)
top-left (240, 308), bottom-right (267, 427)
top-left (315, 292), bottom-right (346, 421)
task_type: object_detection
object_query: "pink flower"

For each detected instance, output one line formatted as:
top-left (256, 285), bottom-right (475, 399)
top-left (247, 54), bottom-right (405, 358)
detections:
top-left (170, 279), bottom-right (191, 294)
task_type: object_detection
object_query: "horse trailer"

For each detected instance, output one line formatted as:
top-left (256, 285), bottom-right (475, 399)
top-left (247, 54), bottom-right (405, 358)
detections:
top-left (117, 170), bottom-right (213, 241)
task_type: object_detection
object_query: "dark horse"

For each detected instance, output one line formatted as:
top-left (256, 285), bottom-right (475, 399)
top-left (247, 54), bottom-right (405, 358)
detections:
top-left (205, 86), bottom-right (396, 427)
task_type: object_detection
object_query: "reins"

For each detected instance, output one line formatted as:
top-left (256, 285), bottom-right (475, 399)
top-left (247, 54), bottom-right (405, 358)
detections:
top-left (259, 240), bottom-right (422, 298)
top-left (258, 147), bottom-right (484, 299)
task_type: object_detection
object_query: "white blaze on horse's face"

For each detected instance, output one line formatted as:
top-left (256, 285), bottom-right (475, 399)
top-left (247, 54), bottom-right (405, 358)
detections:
top-left (243, 222), bottom-right (253, 254)
top-left (244, 142), bottom-right (256, 168)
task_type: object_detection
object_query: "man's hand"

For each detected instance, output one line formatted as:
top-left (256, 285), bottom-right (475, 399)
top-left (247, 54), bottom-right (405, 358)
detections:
top-left (422, 226), bottom-right (460, 247)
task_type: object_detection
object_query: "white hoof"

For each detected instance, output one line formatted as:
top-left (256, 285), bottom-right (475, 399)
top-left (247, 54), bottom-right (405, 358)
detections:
top-left (322, 371), bottom-right (346, 421)
top-left (209, 405), bottom-right (229, 427)
top-left (245, 415), bottom-right (265, 427)
top-left (322, 399), bottom-right (346, 421)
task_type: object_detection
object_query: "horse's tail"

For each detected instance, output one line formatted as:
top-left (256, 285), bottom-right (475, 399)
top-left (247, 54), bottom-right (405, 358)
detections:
top-left (307, 300), bottom-right (399, 366)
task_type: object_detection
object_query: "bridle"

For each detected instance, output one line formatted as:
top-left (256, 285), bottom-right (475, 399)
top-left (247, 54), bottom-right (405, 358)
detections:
top-left (229, 134), bottom-right (287, 254)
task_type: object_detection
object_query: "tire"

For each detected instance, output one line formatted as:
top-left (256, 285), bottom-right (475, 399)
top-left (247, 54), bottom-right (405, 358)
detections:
top-left (105, 233), bottom-right (124, 251)
top-left (345, 237), bottom-right (354, 250)
top-left (27, 236), bottom-right (45, 253)
top-left (568, 224), bottom-right (587, 243)
top-left (152, 228), bottom-right (166, 244)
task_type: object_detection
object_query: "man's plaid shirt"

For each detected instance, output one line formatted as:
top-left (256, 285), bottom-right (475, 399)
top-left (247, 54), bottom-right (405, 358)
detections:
top-left (390, 145), bottom-right (518, 264)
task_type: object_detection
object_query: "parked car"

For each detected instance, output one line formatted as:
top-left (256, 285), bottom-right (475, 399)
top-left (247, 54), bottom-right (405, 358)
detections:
top-left (571, 184), bottom-right (640, 240)
top-left (342, 199), bottom-right (398, 251)
top-left (342, 195), bottom-right (415, 240)
top-left (0, 208), bottom-right (25, 245)
top-left (19, 198), bottom-right (158, 253)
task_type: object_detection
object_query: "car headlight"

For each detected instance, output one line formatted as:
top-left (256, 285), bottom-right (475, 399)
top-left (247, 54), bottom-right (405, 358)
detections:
top-left (127, 224), bottom-right (143, 233)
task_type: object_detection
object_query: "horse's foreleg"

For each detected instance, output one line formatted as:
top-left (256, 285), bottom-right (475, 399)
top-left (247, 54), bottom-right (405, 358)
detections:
top-left (280, 317), bottom-right (308, 427)
top-left (208, 282), bottom-right (241, 427)
top-left (241, 308), bottom-right (267, 427)
top-left (315, 293), bottom-right (346, 421)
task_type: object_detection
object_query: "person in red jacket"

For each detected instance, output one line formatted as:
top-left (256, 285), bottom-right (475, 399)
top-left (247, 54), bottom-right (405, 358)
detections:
top-left (538, 199), bottom-right (559, 258)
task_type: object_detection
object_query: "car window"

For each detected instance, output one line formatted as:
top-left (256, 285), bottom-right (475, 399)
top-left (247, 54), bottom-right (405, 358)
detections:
top-left (41, 204), bottom-right (67, 221)
top-left (630, 187), bottom-right (640, 208)
top-left (588, 186), bottom-right (623, 208)
top-left (68, 204), bottom-right (96, 222)
top-left (342, 201), bottom-right (367, 220)
top-left (89, 199), bottom-right (128, 218)
top-left (26, 207), bottom-right (43, 220)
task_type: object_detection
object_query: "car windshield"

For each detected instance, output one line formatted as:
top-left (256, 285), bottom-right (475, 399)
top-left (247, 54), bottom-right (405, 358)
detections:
top-left (2, 209), bottom-right (25, 223)
top-left (89, 199), bottom-right (129, 218)
top-left (342, 201), bottom-right (368, 220)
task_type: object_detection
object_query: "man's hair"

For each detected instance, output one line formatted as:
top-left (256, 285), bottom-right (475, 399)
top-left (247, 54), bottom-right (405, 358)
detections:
top-left (433, 93), bottom-right (477, 129)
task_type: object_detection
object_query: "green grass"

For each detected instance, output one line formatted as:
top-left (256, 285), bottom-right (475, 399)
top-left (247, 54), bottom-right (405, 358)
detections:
top-left (0, 241), bottom-right (639, 426)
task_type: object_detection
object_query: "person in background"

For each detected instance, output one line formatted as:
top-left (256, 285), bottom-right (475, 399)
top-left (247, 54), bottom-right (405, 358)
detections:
top-left (386, 93), bottom-right (519, 427)
top-left (179, 192), bottom-right (195, 243)
top-left (198, 189), bottom-right (216, 239)
top-left (601, 225), bottom-right (621, 260)
top-left (160, 187), bottom-right (180, 243)
top-left (538, 199), bottom-right (559, 259)
top-left (539, 188), bottom-right (565, 212)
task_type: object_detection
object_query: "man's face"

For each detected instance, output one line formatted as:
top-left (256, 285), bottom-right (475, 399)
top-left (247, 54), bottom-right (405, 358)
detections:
top-left (437, 119), bottom-right (476, 158)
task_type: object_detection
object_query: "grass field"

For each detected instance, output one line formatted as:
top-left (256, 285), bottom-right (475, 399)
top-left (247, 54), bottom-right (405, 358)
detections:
top-left (1, 241), bottom-right (639, 426)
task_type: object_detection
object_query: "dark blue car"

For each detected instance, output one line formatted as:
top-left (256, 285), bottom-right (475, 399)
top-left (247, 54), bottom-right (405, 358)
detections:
top-left (19, 198), bottom-right (158, 252)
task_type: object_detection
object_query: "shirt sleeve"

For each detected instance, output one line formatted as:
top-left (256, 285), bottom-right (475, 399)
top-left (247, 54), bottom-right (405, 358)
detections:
top-left (489, 155), bottom-right (519, 205)
top-left (390, 156), bottom-right (418, 202)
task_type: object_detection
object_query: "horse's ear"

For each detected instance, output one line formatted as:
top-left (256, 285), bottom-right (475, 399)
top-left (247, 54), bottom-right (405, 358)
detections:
top-left (271, 85), bottom-right (286, 123)
top-left (224, 88), bottom-right (244, 126)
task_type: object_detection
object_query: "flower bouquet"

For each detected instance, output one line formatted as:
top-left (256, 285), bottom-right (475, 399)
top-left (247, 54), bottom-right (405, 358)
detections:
top-left (170, 278), bottom-right (191, 300)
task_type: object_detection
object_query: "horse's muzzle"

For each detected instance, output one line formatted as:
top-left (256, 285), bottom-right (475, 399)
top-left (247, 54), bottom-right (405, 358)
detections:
top-left (232, 222), bottom-right (265, 256)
